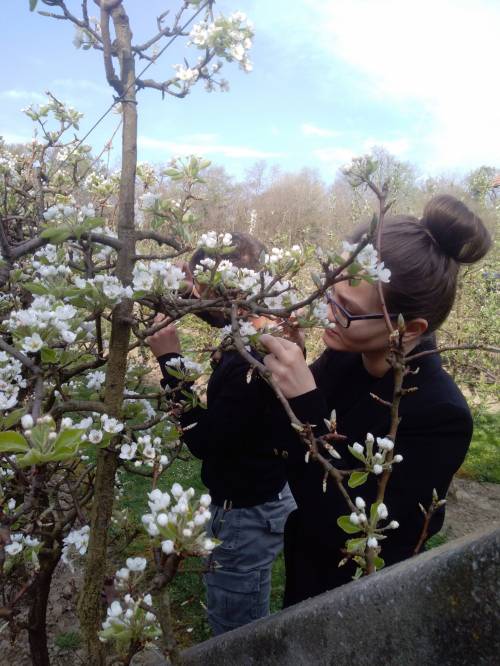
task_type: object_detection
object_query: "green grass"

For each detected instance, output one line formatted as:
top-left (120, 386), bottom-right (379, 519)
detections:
top-left (54, 631), bottom-right (81, 650)
top-left (459, 412), bottom-right (500, 483)
top-left (424, 532), bottom-right (448, 550)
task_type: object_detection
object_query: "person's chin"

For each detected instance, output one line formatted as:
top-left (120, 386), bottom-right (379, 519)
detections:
top-left (322, 327), bottom-right (345, 350)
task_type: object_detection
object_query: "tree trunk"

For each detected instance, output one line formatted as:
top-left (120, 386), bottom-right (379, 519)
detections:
top-left (78, 4), bottom-right (138, 663)
top-left (28, 549), bottom-right (60, 666)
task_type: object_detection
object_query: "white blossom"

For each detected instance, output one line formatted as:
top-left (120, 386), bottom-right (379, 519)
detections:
top-left (126, 557), bottom-right (147, 572)
top-left (5, 542), bottom-right (23, 556)
top-left (355, 497), bottom-right (366, 510)
top-left (377, 503), bottom-right (389, 520)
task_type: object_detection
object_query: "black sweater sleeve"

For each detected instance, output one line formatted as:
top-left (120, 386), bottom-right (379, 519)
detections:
top-left (159, 352), bottom-right (268, 460)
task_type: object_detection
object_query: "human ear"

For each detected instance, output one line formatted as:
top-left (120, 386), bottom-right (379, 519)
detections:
top-left (403, 318), bottom-right (428, 345)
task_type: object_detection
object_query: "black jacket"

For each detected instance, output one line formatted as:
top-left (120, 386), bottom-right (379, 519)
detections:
top-left (281, 343), bottom-right (473, 604)
top-left (158, 351), bottom-right (289, 506)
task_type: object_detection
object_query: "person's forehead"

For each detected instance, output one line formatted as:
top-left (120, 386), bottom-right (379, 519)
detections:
top-left (337, 278), bottom-right (380, 310)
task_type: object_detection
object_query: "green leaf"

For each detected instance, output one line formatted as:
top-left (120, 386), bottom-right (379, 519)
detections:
top-left (41, 347), bottom-right (59, 364)
top-left (374, 556), bottom-right (385, 571)
top-left (53, 428), bottom-right (84, 453)
top-left (164, 168), bottom-right (180, 177)
top-left (370, 501), bottom-right (381, 524)
top-left (29, 0), bottom-right (38, 11)
top-left (23, 281), bottom-right (49, 295)
top-left (2, 408), bottom-right (26, 430)
top-left (0, 431), bottom-right (29, 454)
top-left (40, 226), bottom-right (72, 243)
top-left (337, 515), bottom-right (362, 534)
top-left (346, 537), bottom-right (367, 552)
top-left (348, 471), bottom-right (368, 488)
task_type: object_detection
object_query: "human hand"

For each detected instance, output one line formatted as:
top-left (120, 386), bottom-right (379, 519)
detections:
top-left (260, 334), bottom-right (316, 398)
top-left (280, 316), bottom-right (306, 352)
top-left (179, 261), bottom-right (197, 297)
top-left (145, 314), bottom-right (181, 358)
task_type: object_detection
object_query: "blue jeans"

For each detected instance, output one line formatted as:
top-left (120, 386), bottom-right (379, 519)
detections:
top-left (204, 484), bottom-right (297, 635)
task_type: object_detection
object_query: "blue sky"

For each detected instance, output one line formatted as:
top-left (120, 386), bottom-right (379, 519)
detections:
top-left (1, 0), bottom-right (499, 181)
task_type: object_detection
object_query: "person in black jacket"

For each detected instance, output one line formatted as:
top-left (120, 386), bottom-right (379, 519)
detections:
top-left (260, 194), bottom-right (492, 605)
top-left (147, 233), bottom-right (296, 635)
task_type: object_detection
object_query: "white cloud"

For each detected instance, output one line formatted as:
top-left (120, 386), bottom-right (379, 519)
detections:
top-left (304, 0), bottom-right (500, 171)
top-left (301, 123), bottom-right (339, 138)
top-left (138, 135), bottom-right (285, 159)
top-left (0, 89), bottom-right (45, 102)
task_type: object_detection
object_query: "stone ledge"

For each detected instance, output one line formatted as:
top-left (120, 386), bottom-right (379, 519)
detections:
top-left (179, 526), bottom-right (500, 666)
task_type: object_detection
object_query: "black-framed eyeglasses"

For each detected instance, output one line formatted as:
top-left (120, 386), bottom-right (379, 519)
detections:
top-left (325, 290), bottom-right (399, 329)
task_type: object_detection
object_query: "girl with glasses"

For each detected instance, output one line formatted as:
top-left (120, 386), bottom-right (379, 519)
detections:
top-left (261, 194), bottom-right (492, 605)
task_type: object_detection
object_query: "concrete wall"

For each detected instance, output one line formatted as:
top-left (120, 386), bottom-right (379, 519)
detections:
top-left (180, 526), bottom-right (500, 666)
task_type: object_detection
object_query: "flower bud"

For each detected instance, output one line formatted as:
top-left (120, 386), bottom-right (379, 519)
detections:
top-left (21, 414), bottom-right (34, 430)
top-left (377, 503), bottom-right (388, 520)
top-left (367, 537), bottom-right (378, 548)
top-left (355, 497), bottom-right (366, 510)
top-left (349, 512), bottom-right (360, 525)
top-left (161, 540), bottom-right (175, 555)
top-left (389, 520), bottom-right (399, 529)
top-left (373, 464), bottom-right (383, 475)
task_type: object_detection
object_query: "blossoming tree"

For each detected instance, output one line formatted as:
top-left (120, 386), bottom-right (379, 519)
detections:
top-left (2, 2), bottom-right (496, 665)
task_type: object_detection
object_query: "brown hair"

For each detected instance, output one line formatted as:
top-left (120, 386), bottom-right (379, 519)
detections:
top-left (350, 195), bottom-right (492, 332)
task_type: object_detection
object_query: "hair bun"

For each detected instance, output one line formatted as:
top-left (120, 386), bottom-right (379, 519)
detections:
top-left (422, 195), bottom-right (491, 263)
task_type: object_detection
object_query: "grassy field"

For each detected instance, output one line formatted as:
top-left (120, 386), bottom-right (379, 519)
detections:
top-left (121, 410), bottom-right (499, 648)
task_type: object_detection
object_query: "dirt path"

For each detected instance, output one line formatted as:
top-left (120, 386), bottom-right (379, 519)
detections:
top-left (443, 477), bottom-right (500, 539)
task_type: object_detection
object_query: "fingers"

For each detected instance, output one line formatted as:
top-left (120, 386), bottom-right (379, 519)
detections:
top-left (260, 333), bottom-right (300, 360)
top-left (259, 333), bottom-right (289, 357)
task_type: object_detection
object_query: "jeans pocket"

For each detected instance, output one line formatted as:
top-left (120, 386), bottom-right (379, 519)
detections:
top-left (266, 516), bottom-right (288, 534)
top-left (205, 569), bottom-right (263, 629)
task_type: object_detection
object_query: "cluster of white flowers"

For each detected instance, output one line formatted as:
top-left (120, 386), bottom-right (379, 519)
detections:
top-left (164, 355), bottom-right (205, 378)
top-left (100, 593), bottom-right (160, 645)
top-left (43, 202), bottom-right (95, 223)
top-left (73, 274), bottom-right (133, 305)
top-left (86, 370), bottom-right (106, 391)
top-left (5, 296), bottom-right (82, 356)
top-left (220, 319), bottom-right (258, 346)
top-left (132, 260), bottom-right (185, 293)
top-left (196, 231), bottom-right (233, 250)
top-left (61, 525), bottom-right (90, 570)
top-left (100, 414), bottom-right (124, 434)
top-left (265, 245), bottom-right (302, 265)
top-left (115, 556), bottom-right (148, 587)
top-left (173, 63), bottom-right (199, 84)
top-left (311, 300), bottom-right (334, 329)
top-left (188, 11), bottom-right (254, 74)
top-left (0, 351), bottom-right (27, 410)
top-left (257, 273), bottom-right (297, 311)
top-left (347, 497), bottom-right (399, 549)
top-left (141, 485), bottom-right (215, 557)
top-left (350, 432), bottom-right (403, 476)
top-left (193, 257), bottom-right (263, 295)
top-left (119, 434), bottom-right (169, 469)
top-left (342, 241), bottom-right (391, 283)
top-left (4, 532), bottom-right (41, 557)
